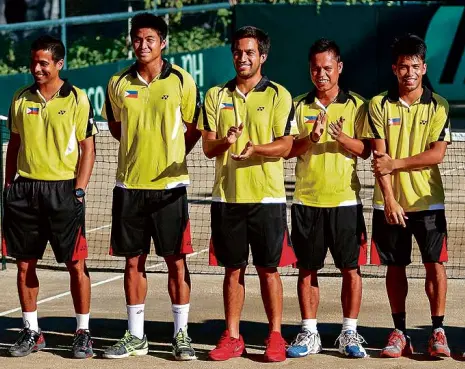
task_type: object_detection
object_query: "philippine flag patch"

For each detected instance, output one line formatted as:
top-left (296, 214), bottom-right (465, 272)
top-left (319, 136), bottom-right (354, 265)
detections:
top-left (221, 103), bottom-right (234, 110)
top-left (388, 117), bottom-right (401, 126)
top-left (125, 90), bottom-right (138, 98)
top-left (304, 115), bottom-right (317, 124)
top-left (27, 107), bottom-right (39, 115)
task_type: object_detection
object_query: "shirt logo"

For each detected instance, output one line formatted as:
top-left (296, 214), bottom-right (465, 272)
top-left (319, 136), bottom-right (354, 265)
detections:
top-left (27, 107), bottom-right (39, 115)
top-left (58, 110), bottom-right (66, 115)
top-left (124, 90), bottom-right (138, 99)
top-left (220, 103), bottom-right (234, 110)
top-left (304, 115), bottom-right (317, 124)
top-left (257, 106), bottom-right (265, 111)
top-left (420, 119), bottom-right (428, 125)
top-left (388, 117), bottom-right (401, 126)
top-left (161, 95), bottom-right (169, 100)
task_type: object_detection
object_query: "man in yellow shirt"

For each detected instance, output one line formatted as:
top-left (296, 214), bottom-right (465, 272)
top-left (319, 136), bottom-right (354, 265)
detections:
top-left (101, 13), bottom-right (200, 361)
top-left (198, 26), bottom-right (297, 362)
top-left (364, 34), bottom-right (451, 358)
top-left (286, 39), bottom-right (370, 359)
top-left (4, 35), bottom-right (97, 358)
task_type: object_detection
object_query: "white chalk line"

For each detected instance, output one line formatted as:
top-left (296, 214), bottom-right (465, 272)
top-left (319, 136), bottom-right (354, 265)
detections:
top-left (0, 248), bottom-right (209, 317)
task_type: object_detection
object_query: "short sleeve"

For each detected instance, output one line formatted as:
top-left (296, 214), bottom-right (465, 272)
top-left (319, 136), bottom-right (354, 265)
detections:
top-left (101, 80), bottom-right (121, 122)
top-left (76, 93), bottom-right (98, 141)
top-left (354, 101), bottom-right (368, 139)
top-left (197, 87), bottom-right (217, 132)
top-left (363, 98), bottom-right (385, 140)
top-left (273, 88), bottom-right (298, 138)
top-left (181, 72), bottom-right (201, 125)
top-left (429, 99), bottom-right (451, 144)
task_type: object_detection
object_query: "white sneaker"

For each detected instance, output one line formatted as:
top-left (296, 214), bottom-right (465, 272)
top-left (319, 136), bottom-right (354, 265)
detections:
top-left (286, 329), bottom-right (322, 358)
top-left (335, 330), bottom-right (367, 358)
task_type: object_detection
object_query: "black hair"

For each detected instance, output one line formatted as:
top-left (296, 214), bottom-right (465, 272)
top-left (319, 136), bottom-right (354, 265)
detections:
top-left (31, 35), bottom-right (65, 62)
top-left (231, 26), bottom-right (270, 55)
top-left (308, 38), bottom-right (341, 63)
top-left (130, 13), bottom-right (168, 41)
top-left (392, 34), bottom-right (426, 63)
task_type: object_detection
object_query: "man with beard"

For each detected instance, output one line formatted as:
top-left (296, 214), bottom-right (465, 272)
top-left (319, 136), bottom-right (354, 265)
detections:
top-left (365, 34), bottom-right (451, 358)
top-left (197, 26), bottom-right (298, 362)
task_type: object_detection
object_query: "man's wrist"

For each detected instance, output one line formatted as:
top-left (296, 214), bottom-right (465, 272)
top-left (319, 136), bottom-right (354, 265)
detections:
top-left (73, 188), bottom-right (86, 198)
top-left (309, 133), bottom-right (319, 143)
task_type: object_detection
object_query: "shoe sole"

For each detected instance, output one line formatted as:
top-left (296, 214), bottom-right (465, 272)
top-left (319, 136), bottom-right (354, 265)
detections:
top-left (429, 350), bottom-right (451, 358)
top-left (338, 348), bottom-right (367, 358)
top-left (103, 347), bottom-right (148, 359)
top-left (174, 354), bottom-right (198, 361)
top-left (73, 351), bottom-right (94, 359)
top-left (287, 348), bottom-right (322, 358)
top-left (9, 341), bottom-right (46, 357)
top-left (209, 348), bottom-right (247, 361)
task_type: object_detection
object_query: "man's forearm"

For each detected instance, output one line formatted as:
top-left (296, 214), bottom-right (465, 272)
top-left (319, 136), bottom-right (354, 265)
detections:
top-left (338, 135), bottom-right (371, 159)
top-left (5, 134), bottom-right (20, 186)
top-left (254, 138), bottom-right (293, 158)
top-left (109, 121), bottom-right (121, 141)
top-left (75, 146), bottom-right (96, 190)
top-left (393, 148), bottom-right (445, 172)
top-left (286, 137), bottom-right (311, 159)
top-left (203, 137), bottom-right (231, 159)
top-left (377, 173), bottom-right (395, 203)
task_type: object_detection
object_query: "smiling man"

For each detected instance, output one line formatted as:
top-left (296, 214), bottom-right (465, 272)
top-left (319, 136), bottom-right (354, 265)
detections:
top-left (101, 13), bottom-right (201, 360)
top-left (286, 38), bottom-right (370, 359)
top-left (4, 35), bottom-right (97, 358)
top-left (364, 34), bottom-right (451, 358)
top-left (198, 26), bottom-right (298, 362)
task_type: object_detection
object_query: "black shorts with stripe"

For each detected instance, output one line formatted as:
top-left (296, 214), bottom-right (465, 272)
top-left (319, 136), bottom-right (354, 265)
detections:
top-left (209, 203), bottom-right (297, 268)
top-left (291, 204), bottom-right (367, 270)
top-left (2, 177), bottom-right (87, 263)
top-left (371, 209), bottom-right (448, 266)
top-left (110, 186), bottom-right (193, 257)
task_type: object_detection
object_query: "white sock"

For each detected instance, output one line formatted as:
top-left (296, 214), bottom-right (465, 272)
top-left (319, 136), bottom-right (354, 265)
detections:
top-left (127, 304), bottom-right (145, 339)
top-left (172, 303), bottom-right (190, 337)
top-left (342, 317), bottom-right (358, 332)
top-left (302, 319), bottom-right (318, 334)
top-left (76, 313), bottom-right (90, 331)
top-left (22, 311), bottom-right (39, 333)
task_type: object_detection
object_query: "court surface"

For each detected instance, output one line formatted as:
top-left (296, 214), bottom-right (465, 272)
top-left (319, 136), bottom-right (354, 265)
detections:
top-left (1, 269), bottom-right (465, 369)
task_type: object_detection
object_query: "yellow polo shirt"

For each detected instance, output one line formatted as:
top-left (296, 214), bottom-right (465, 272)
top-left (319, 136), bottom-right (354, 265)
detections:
top-left (363, 86), bottom-right (451, 212)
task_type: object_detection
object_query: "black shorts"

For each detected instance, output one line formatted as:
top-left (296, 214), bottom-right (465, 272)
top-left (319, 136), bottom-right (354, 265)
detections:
top-left (291, 204), bottom-right (367, 270)
top-left (209, 203), bottom-right (296, 268)
top-left (371, 209), bottom-right (448, 266)
top-left (110, 186), bottom-right (193, 257)
top-left (2, 177), bottom-right (87, 263)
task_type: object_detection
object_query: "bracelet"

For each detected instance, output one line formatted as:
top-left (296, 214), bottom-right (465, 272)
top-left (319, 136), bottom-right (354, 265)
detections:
top-left (309, 134), bottom-right (319, 143)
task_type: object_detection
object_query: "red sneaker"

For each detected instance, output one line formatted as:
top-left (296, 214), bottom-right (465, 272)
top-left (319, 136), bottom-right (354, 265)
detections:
top-left (264, 331), bottom-right (287, 362)
top-left (209, 330), bottom-right (246, 361)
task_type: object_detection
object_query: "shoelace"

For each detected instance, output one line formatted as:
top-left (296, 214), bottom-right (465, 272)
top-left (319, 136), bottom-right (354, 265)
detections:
top-left (114, 331), bottom-right (134, 348)
top-left (291, 331), bottom-right (317, 347)
top-left (387, 332), bottom-right (404, 347)
top-left (16, 329), bottom-right (36, 349)
top-left (175, 331), bottom-right (192, 350)
top-left (432, 331), bottom-right (446, 345)
top-left (335, 331), bottom-right (367, 347)
top-left (74, 331), bottom-right (90, 348)
top-left (266, 335), bottom-right (285, 350)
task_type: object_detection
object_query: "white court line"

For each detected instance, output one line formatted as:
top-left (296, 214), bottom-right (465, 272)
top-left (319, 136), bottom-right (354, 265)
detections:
top-left (0, 248), bottom-right (209, 317)
top-left (87, 224), bottom-right (111, 233)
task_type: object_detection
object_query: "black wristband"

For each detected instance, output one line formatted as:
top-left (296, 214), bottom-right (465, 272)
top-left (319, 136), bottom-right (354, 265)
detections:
top-left (309, 134), bottom-right (319, 143)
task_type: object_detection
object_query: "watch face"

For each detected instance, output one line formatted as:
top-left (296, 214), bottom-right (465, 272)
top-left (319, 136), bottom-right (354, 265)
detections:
top-left (75, 188), bottom-right (85, 198)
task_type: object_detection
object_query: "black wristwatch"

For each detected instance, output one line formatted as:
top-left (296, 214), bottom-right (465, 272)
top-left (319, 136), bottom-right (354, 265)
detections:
top-left (73, 188), bottom-right (86, 199)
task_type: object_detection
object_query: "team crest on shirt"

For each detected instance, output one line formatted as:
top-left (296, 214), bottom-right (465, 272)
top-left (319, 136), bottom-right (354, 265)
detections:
top-left (26, 107), bottom-right (39, 115)
top-left (387, 117), bottom-right (401, 126)
top-left (124, 90), bottom-right (138, 99)
top-left (304, 116), bottom-right (317, 124)
top-left (220, 103), bottom-right (234, 110)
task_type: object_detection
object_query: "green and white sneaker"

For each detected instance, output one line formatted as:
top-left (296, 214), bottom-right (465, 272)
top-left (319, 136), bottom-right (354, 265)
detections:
top-left (103, 330), bottom-right (148, 359)
top-left (172, 328), bottom-right (197, 361)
